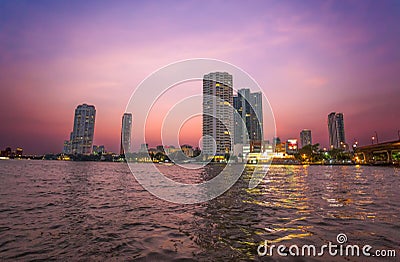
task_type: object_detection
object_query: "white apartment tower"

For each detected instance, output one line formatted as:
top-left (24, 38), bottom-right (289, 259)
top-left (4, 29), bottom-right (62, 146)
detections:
top-left (202, 72), bottom-right (234, 160)
top-left (69, 104), bottom-right (96, 155)
top-left (120, 113), bottom-right (133, 155)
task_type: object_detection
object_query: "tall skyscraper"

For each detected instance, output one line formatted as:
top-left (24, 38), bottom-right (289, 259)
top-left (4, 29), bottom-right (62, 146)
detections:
top-left (120, 113), bottom-right (132, 155)
top-left (233, 88), bottom-right (250, 145)
top-left (69, 104), bottom-right (96, 155)
top-left (300, 129), bottom-right (312, 148)
top-left (328, 112), bottom-right (346, 149)
top-left (233, 88), bottom-right (263, 146)
top-left (202, 72), bottom-right (233, 160)
top-left (249, 91), bottom-right (263, 142)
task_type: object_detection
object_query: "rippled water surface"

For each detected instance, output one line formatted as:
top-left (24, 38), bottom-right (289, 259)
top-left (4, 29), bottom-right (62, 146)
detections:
top-left (0, 160), bottom-right (399, 261)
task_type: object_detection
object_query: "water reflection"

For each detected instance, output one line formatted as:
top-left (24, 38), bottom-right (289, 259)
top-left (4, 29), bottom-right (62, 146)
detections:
top-left (0, 161), bottom-right (399, 260)
top-left (191, 165), bottom-right (399, 260)
top-left (193, 165), bottom-right (264, 260)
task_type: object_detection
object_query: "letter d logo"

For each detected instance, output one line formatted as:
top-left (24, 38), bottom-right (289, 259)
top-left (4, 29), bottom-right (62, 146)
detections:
top-left (257, 240), bottom-right (268, 256)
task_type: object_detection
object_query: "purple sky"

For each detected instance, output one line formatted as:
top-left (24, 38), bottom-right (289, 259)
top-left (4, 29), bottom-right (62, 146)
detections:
top-left (0, 0), bottom-right (399, 154)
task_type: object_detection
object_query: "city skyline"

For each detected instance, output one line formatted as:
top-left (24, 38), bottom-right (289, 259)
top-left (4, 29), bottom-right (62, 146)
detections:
top-left (1, 1), bottom-right (399, 154)
top-left (3, 96), bottom-right (400, 155)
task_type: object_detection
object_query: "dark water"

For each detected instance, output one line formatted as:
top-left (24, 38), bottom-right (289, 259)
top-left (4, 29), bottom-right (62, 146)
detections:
top-left (0, 160), bottom-right (398, 261)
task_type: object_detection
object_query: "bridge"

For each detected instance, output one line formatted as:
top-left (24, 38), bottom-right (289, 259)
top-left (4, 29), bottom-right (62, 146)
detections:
top-left (355, 140), bottom-right (400, 165)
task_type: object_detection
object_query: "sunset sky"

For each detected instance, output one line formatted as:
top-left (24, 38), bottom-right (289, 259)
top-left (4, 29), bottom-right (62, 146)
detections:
top-left (1, 0), bottom-right (399, 154)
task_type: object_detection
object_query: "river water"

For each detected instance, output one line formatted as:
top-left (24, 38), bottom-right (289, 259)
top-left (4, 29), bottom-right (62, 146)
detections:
top-left (0, 160), bottom-right (398, 261)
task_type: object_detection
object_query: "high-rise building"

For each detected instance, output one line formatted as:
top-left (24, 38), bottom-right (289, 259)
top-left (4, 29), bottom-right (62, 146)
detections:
top-left (69, 104), bottom-right (96, 155)
top-left (249, 91), bottom-right (263, 142)
top-left (328, 112), bottom-right (346, 149)
top-left (300, 129), bottom-right (312, 148)
top-left (233, 88), bottom-right (250, 145)
top-left (202, 72), bottom-right (234, 160)
top-left (233, 88), bottom-right (263, 148)
top-left (120, 113), bottom-right (132, 155)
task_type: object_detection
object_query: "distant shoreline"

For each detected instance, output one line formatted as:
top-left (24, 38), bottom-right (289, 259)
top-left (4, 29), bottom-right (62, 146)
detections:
top-left (1, 158), bottom-right (398, 167)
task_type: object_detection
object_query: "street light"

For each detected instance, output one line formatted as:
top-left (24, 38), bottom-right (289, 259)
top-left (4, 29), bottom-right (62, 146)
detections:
top-left (374, 131), bottom-right (379, 144)
top-left (372, 136), bottom-right (375, 145)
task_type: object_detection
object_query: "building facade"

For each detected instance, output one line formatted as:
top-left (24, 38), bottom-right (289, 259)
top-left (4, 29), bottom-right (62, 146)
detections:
top-left (328, 112), bottom-right (346, 149)
top-left (285, 139), bottom-right (298, 155)
top-left (249, 91), bottom-right (263, 143)
top-left (202, 72), bottom-right (234, 160)
top-left (181, 144), bottom-right (194, 157)
top-left (233, 89), bottom-right (263, 148)
top-left (300, 129), bottom-right (312, 148)
top-left (233, 88), bottom-right (250, 145)
top-left (233, 89), bottom-right (263, 155)
top-left (120, 113), bottom-right (133, 155)
top-left (93, 145), bottom-right (105, 155)
top-left (68, 104), bottom-right (96, 155)
top-left (63, 140), bottom-right (71, 154)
